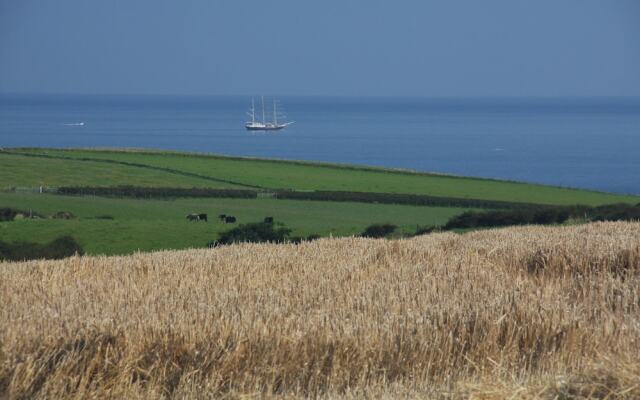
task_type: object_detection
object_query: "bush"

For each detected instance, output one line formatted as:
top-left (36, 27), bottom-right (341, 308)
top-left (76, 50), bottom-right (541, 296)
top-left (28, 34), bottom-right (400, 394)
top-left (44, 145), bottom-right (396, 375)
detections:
top-left (589, 203), bottom-right (640, 222)
top-left (217, 222), bottom-right (292, 245)
top-left (51, 211), bottom-right (75, 220)
top-left (0, 207), bottom-right (18, 221)
top-left (0, 207), bottom-right (43, 221)
top-left (361, 224), bottom-right (397, 238)
top-left (441, 203), bottom-right (640, 231)
top-left (443, 207), bottom-right (574, 230)
top-left (0, 236), bottom-right (83, 262)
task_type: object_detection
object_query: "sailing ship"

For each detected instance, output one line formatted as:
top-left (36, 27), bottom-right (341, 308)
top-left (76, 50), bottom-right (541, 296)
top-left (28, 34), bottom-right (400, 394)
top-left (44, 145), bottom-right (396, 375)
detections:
top-left (246, 96), bottom-right (293, 131)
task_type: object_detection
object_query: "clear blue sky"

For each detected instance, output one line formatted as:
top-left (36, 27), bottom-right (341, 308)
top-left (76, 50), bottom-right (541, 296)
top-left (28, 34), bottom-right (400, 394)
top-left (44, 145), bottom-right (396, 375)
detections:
top-left (1, 0), bottom-right (639, 96)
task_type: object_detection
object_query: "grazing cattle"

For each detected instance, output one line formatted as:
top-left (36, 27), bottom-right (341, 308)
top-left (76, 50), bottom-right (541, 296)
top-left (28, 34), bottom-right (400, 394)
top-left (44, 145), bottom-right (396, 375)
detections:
top-left (225, 216), bottom-right (236, 224)
top-left (218, 214), bottom-right (226, 221)
top-left (186, 213), bottom-right (199, 222)
top-left (264, 216), bottom-right (274, 224)
top-left (187, 213), bottom-right (207, 222)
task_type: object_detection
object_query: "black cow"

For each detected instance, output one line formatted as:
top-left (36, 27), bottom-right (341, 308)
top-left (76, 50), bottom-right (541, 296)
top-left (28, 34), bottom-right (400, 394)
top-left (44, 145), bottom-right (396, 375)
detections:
top-left (218, 214), bottom-right (226, 221)
top-left (264, 216), bottom-right (274, 224)
top-left (187, 213), bottom-right (207, 222)
top-left (224, 216), bottom-right (236, 224)
top-left (186, 213), bottom-right (200, 222)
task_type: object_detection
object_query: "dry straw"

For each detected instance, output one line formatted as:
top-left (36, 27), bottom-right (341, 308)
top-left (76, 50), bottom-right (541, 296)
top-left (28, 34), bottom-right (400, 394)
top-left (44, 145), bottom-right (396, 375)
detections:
top-left (1, 221), bottom-right (639, 398)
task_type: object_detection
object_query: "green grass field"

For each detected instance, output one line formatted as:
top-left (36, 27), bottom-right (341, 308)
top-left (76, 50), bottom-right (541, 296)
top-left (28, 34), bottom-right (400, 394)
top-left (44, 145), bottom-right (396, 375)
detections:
top-left (0, 192), bottom-right (466, 255)
top-left (0, 152), bottom-right (231, 188)
top-left (2, 147), bottom-right (638, 257)
top-left (5, 148), bottom-right (639, 205)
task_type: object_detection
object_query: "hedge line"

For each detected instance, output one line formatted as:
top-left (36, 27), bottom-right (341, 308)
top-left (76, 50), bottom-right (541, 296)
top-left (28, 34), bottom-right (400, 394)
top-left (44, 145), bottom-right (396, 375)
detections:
top-left (441, 203), bottom-right (640, 230)
top-left (0, 207), bottom-right (44, 221)
top-left (54, 187), bottom-right (640, 215)
top-left (56, 186), bottom-right (546, 209)
top-left (58, 186), bottom-right (258, 199)
top-left (273, 190), bottom-right (541, 209)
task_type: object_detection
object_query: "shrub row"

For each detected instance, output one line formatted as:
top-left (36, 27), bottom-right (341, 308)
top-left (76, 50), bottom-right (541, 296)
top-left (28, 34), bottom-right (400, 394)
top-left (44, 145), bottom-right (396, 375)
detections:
top-left (58, 186), bottom-right (258, 199)
top-left (441, 203), bottom-right (640, 231)
top-left (0, 236), bottom-right (83, 262)
top-left (0, 207), bottom-right (21, 221)
top-left (0, 207), bottom-right (44, 221)
top-left (210, 222), bottom-right (321, 247)
top-left (588, 203), bottom-right (640, 222)
top-left (216, 222), bottom-right (292, 245)
top-left (273, 190), bottom-right (537, 209)
top-left (56, 186), bottom-right (543, 209)
top-left (444, 208), bottom-right (572, 230)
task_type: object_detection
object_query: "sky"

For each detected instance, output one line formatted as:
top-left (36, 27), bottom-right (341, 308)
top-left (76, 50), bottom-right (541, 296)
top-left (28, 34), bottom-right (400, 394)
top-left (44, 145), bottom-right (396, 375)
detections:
top-left (1, 0), bottom-right (639, 97)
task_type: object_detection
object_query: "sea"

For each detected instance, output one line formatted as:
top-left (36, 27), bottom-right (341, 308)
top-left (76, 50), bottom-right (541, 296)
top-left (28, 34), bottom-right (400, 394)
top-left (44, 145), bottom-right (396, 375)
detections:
top-left (1, 94), bottom-right (639, 195)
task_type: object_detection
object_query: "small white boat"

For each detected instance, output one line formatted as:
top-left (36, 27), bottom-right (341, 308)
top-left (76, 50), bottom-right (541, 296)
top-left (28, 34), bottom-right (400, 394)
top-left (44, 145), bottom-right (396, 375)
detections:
top-left (246, 96), bottom-right (293, 131)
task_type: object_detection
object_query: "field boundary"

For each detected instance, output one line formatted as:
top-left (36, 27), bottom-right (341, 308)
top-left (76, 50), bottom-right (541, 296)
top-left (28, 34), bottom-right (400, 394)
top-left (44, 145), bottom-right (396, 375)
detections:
top-left (51, 185), bottom-right (548, 209)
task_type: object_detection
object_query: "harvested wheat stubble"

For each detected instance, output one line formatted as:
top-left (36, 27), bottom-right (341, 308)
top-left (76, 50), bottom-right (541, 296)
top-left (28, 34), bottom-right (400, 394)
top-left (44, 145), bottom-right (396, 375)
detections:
top-left (1, 222), bottom-right (639, 399)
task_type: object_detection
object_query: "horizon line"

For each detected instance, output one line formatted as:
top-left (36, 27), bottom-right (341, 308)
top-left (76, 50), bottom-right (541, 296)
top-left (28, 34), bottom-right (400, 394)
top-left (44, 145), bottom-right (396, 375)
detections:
top-left (2, 91), bottom-right (640, 99)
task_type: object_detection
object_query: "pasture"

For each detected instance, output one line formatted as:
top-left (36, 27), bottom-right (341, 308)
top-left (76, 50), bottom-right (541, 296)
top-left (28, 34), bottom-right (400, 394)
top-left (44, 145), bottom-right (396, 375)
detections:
top-left (2, 147), bottom-right (639, 257)
top-left (0, 152), bottom-right (226, 188)
top-left (0, 192), bottom-right (466, 255)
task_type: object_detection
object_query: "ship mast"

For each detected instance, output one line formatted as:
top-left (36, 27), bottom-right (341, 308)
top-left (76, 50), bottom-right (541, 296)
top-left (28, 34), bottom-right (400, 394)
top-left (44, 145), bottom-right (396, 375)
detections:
top-left (261, 96), bottom-right (266, 125)
top-left (273, 99), bottom-right (278, 126)
top-left (251, 98), bottom-right (255, 123)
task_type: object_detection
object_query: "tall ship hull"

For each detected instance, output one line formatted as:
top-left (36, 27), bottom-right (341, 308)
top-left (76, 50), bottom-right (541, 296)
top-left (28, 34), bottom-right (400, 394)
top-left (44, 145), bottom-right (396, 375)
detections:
top-left (245, 124), bottom-right (287, 131)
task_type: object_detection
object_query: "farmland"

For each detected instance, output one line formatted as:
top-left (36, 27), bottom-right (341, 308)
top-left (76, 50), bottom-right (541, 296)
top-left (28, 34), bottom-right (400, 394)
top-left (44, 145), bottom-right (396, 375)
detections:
top-left (4, 148), bottom-right (639, 205)
top-left (1, 147), bottom-right (639, 256)
top-left (1, 222), bottom-right (638, 398)
top-left (0, 192), bottom-right (465, 255)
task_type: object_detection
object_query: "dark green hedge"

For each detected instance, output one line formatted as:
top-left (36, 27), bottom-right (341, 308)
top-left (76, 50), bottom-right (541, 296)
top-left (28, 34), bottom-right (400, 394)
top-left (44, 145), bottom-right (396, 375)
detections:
top-left (361, 224), bottom-right (397, 238)
top-left (0, 207), bottom-right (44, 221)
top-left (215, 222), bottom-right (292, 245)
top-left (0, 236), bottom-right (84, 262)
top-left (444, 208), bottom-right (572, 230)
top-left (56, 186), bottom-right (544, 209)
top-left (441, 204), bottom-right (640, 230)
top-left (273, 190), bottom-right (538, 210)
top-left (589, 203), bottom-right (640, 222)
top-left (58, 186), bottom-right (258, 199)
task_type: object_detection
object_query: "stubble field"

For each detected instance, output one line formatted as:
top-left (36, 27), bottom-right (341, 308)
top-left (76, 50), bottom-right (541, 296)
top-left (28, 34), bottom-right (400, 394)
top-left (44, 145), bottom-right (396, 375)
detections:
top-left (1, 222), bottom-right (639, 398)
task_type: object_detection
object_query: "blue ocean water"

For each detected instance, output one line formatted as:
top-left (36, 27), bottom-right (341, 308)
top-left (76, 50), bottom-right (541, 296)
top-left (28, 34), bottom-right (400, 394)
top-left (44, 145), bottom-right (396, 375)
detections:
top-left (1, 94), bottom-right (639, 194)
